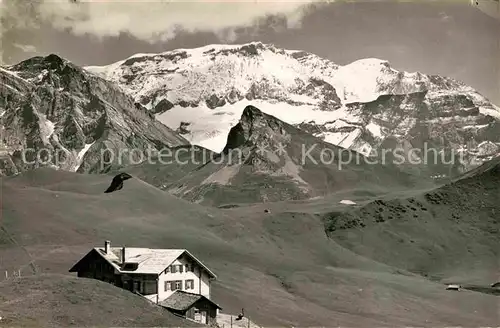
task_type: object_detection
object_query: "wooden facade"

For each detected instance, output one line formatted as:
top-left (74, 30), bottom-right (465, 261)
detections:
top-left (182, 297), bottom-right (219, 326)
top-left (70, 249), bottom-right (158, 295)
top-left (160, 290), bottom-right (221, 326)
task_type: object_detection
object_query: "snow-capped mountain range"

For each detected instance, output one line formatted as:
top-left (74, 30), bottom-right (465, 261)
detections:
top-left (85, 41), bottom-right (500, 174)
top-left (1, 41), bottom-right (499, 178)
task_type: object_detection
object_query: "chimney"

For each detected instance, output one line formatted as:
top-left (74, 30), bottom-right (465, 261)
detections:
top-left (104, 240), bottom-right (110, 254)
top-left (121, 246), bottom-right (126, 264)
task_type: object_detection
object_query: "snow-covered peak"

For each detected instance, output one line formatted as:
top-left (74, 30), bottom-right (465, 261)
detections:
top-left (84, 42), bottom-right (500, 173)
top-left (86, 42), bottom-right (424, 107)
top-left (86, 42), bottom-right (330, 106)
top-left (335, 57), bottom-right (435, 104)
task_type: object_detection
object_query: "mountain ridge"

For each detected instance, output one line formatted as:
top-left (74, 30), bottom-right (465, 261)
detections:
top-left (0, 53), bottom-right (189, 176)
top-left (125, 104), bottom-right (431, 206)
top-left (84, 41), bottom-right (500, 178)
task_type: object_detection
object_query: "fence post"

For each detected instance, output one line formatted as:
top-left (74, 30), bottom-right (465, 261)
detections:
top-left (230, 315), bottom-right (233, 328)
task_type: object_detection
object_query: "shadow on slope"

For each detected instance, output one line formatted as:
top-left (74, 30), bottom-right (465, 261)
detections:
top-left (0, 274), bottom-right (198, 327)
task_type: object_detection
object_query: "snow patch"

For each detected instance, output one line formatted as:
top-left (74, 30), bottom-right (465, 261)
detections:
top-left (328, 58), bottom-right (426, 104)
top-left (340, 199), bottom-right (356, 205)
top-left (36, 113), bottom-right (55, 144)
top-left (479, 106), bottom-right (500, 119)
top-left (462, 124), bottom-right (489, 130)
top-left (84, 60), bottom-right (125, 80)
top-left (366, 122), bottom-right (383, 138)
top-left (0, 67), bottom-right (26, 81)
top-left (35, 69), bottom-right (49, 82)
top-left (477, 141), bottom-right (495, 148)
top-left (74, 142), bottom-right (95, 171)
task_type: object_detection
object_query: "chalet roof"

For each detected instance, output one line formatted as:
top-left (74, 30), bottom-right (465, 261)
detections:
top-left (97, 247), bottom-right (184, 274)
top-left (159, 290), bottom-right (222, 311)
top-left (70, 245), bottom-right (217, 278)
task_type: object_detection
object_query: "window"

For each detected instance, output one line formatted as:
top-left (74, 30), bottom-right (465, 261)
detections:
top-left (185, 279), bottom-right (194, 290)
top-left (144, 281), bottom-right (156, 294)
top-left (165, 280), bottom-right (182, 291)
top-left (169, 264), bottom-right (185, 273)
top-left (123, 263), bottom-right (138, 271)
top-left (166, 264), bottom-right (187, 274)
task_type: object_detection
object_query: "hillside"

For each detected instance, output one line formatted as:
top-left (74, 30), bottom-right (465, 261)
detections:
top-left (125, 105), bottom-right (432, 206)
top-left (86, 42), bottom-right (500, 176)
top-left (0, 54), bottom-right (188, 176)
top-left (1, 167), bottom-right (498, 326)
top-left (0, 274), bottom-right (198, 327)
top-left (323, 156), bottom-right (500, 284)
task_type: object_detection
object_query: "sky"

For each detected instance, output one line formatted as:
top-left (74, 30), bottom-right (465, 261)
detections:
top-left (1, 0), bottom-right (499, 104)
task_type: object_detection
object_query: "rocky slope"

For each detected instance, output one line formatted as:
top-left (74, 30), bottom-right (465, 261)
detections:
top-left (85, 42), bottom-right (500, 178)
top-left (0, 54), bottom-right (188, 176)
top-left (126, 105), bottom-right (430, 206)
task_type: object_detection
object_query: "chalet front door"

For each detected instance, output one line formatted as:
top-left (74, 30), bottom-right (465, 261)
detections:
top-left (133, 280), bottom-right (140, 293)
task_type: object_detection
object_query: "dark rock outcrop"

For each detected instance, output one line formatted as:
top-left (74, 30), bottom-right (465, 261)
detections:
top-left (104, 172), bottom-right (133, 193)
